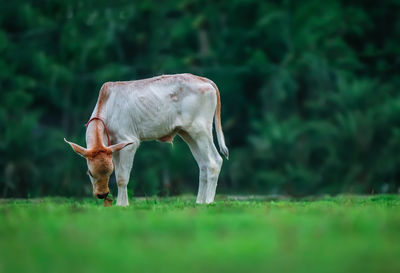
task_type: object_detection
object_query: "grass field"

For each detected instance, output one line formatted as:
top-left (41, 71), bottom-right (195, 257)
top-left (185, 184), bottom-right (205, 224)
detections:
top-left (0, 195), bottom-right (399, 273)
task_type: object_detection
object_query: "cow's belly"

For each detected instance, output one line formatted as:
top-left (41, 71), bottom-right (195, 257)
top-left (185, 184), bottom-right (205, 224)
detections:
top-left (137, 117), bottom-right (178, 141)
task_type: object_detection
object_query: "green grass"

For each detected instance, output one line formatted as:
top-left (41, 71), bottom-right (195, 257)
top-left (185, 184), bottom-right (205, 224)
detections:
top-left (0, 195), bottom-right (399, 273)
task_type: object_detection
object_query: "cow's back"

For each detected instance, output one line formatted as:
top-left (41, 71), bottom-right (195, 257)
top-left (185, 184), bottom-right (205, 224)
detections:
top-left (101, 74), bottom-right (216, 141)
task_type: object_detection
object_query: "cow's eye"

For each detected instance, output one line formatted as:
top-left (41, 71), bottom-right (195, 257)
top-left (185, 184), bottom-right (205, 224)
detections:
top-left (87, 169), bottom-right (94, 178)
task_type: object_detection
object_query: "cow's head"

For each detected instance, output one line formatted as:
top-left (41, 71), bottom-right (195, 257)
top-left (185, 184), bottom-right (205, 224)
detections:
top-left (64, 138), bottom-right (133, 199)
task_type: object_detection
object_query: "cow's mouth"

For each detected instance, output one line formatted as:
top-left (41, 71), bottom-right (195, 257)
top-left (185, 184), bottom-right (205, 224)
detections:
top-left (96, 192), bottom-right (109, 199)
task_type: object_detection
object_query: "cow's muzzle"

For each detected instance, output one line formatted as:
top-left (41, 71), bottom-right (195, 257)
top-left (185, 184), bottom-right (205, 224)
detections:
top-left (96, 192), bottom-right (109, 199)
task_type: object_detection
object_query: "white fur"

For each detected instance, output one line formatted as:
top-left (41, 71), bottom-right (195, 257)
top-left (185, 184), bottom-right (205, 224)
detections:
top-left (85, 74), bottom-right (227, 206)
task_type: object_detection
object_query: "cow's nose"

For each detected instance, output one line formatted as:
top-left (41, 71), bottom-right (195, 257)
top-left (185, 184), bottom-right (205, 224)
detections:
top-left (96, 192), bottom-right (109, 199)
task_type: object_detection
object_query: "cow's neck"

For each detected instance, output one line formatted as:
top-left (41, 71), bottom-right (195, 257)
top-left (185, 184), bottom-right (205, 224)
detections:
top-left (86, 87), bottom-right (111, 149)
top-left (86, 120), bottom-right (107, 149)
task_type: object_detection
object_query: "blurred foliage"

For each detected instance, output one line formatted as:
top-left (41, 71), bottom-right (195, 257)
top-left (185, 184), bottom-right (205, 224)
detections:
top-left (0, 0), bottom-right (399, 197)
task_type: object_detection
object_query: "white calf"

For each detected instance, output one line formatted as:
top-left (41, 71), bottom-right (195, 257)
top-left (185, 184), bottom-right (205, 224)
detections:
top-left (65, 73), bottom-right (228, 206)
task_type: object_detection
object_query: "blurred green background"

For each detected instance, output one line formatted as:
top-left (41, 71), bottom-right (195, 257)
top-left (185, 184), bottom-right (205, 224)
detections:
top-left (1, 0), bottom-right (400, 198)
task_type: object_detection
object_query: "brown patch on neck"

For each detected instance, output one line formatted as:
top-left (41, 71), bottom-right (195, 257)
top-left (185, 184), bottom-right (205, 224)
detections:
top-left (92, 81), bottom-right (132, 147)
top-left (97, 125), bottom-right (107, 147)
top-left (90, 83), bottom-right (114, 148)
top-left (96, 83), bottom-right (111, 116)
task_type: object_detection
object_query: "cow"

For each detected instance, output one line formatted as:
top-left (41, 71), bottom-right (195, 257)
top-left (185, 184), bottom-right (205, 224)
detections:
top-left (64, 73), bottom-right (228, 206)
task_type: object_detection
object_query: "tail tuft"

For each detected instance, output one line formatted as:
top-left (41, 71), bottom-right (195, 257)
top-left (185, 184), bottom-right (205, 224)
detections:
top-left (209, 79), bottom-right (229, 160)
top-left (221, 145), bottom-right (229, 160)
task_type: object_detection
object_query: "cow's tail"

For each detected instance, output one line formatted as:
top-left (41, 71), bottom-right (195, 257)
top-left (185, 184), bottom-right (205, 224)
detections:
top-left (208, 80), bottom-right (229, 159)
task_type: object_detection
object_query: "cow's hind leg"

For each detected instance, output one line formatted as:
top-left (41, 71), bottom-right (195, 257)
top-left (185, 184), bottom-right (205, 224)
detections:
top-left (113, 144), bottom-right (138, 206)
top-left (179, 128), bottom-right (223, 204)
top-left (203, 137), bottom-right (223, 204)
top-left (178, 131), bottom-right (207, 203)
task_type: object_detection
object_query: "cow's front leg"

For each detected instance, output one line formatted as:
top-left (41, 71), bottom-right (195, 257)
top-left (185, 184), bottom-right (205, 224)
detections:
top-left (113, 143), bottom-right (138, 207)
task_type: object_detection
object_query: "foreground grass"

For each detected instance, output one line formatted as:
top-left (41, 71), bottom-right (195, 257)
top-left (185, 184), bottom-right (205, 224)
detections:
top-left (0, 195), bottom-right (399, 273)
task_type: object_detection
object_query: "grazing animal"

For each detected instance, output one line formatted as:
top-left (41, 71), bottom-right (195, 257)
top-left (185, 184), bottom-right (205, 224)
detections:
top-left (65, 73), bottom-right (228, 206)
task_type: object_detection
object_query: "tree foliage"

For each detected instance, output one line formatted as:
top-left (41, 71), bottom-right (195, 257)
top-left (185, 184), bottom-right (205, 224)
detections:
top-left (0, 0), bottom-right (399, 197)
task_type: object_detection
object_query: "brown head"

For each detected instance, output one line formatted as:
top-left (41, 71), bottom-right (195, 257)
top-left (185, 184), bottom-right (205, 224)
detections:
top-left (64, 138), bottom-right (133, 199)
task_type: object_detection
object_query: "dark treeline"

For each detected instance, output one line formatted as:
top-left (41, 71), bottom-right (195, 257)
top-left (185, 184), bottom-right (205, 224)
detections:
top-left (1, 0), bottom-right (400, 197)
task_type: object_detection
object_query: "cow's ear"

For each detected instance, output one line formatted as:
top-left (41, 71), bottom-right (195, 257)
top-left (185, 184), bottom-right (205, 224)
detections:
top-left (64, 138), bottom-right (88, 158)
top-left (108, 142), bottom-right (134, 153)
